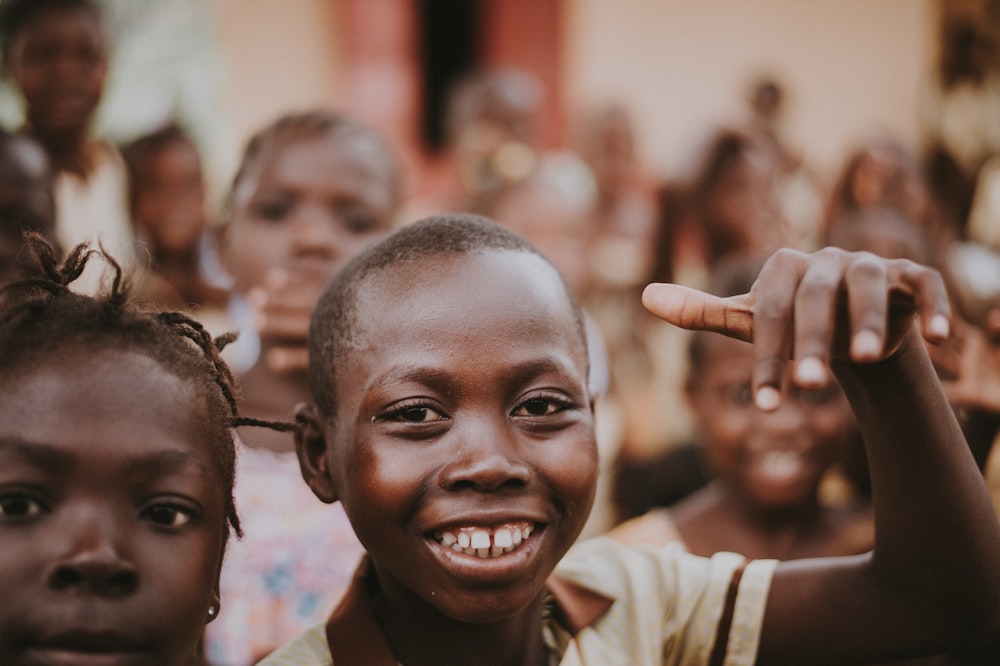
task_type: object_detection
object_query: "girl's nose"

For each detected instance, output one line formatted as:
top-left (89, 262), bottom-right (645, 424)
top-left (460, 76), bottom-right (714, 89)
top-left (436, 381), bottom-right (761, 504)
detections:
top-left (288, 206), bottom-right (341, 260)
top-left (46, 512), bottom-right (138, 598)
top-left (438, 421), bottom-right (532, 492)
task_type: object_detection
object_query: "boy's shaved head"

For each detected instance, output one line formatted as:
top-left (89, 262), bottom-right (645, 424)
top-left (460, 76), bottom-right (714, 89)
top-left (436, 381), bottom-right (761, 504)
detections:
top-left (308, 213), bottom-right (587, 417)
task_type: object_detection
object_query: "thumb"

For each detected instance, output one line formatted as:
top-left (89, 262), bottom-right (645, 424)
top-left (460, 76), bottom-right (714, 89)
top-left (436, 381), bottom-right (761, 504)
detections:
top-left (642, 282), bottom-right (754, 343)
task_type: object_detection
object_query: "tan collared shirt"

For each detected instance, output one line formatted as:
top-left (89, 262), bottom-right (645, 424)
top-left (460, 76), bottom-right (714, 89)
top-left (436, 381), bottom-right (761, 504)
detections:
top-left (259, 537), bottom-right (776, 666)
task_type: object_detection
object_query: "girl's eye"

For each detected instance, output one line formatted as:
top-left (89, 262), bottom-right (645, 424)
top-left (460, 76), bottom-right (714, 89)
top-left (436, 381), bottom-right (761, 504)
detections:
top-left (724, 382), bottom-right (754, 407)
top-left (143, 504), bottom-right (193, 528)
top-left (0, 494), bottom-right (46, 520)
top-left (252, 199), bottom-right (292, 222)
top-left (797, 384), bottom-right (842, 406)
top-left (339, 207), bottom-right (380, 234)
top-left (514, 397), bottom-right (568, 417)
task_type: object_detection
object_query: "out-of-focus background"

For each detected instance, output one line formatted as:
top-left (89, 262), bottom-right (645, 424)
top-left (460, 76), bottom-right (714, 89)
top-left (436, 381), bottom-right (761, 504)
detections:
top-left (0, 0), bottom-right (982, 204)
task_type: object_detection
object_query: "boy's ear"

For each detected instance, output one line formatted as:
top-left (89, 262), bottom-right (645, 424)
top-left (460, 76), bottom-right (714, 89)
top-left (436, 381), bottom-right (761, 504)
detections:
top-left (294, 402), bottom-right (339, 504)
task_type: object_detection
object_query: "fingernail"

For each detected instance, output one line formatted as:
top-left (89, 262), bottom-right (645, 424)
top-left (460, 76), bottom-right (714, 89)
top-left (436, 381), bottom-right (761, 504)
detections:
top-left (851, 329), bottom-right (882, 359)
top-left (794, 356), bottom-right (827, 386)
top-left (928, 315), bottom-right (950, 339)
top-left (755, 386), bottom-right (781, 411)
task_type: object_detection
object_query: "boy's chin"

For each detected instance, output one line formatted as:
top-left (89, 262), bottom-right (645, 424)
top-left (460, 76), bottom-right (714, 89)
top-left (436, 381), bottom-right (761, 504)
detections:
top-left (433, 587), bottom-right (547, 625)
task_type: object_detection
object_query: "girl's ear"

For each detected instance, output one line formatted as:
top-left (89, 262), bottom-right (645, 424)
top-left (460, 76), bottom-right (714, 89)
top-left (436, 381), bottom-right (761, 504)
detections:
top-left (294, 402), bottom-right (339, 504)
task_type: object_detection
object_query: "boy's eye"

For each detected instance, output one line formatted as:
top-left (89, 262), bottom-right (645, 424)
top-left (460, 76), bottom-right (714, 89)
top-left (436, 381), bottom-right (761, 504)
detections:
top-left (513, 398), bottom-right (565, 417)
top-left (143, 504), bottom-right (194, 528)
top-left (391, 405), bottom-right (446, 423)
top-left (0, 494), bottom-right (46, 520)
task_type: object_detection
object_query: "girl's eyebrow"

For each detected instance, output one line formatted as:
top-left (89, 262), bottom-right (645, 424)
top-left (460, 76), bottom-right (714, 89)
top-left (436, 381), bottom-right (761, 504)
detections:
top-left (0, 437), bottom-right (74, 471)
top-left (0, 438), bottom-right (210, 478)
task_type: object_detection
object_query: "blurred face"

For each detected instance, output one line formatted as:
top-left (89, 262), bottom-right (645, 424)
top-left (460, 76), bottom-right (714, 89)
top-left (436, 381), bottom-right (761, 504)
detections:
top-left (0, 348), bottom-right (227, 665)
top-left (131, 140), bottom-right (206, 255)
top-left (4, 7), bottom-right (107, 137)
top-left (318, 251), bottom-right (597, 623)
top-left (0, 138), bottom-right (56, 285)
top-left (222, 131), bottom-right (396, 294)
top-left (708, 150), bottom-right (785, 254)
top-left (689, 335), bottom-right (852, 508)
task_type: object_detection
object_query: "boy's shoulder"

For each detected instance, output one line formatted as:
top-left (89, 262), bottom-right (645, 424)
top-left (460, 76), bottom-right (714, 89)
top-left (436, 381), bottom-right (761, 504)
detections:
top-left (256, 625), bottom-right (331, 666)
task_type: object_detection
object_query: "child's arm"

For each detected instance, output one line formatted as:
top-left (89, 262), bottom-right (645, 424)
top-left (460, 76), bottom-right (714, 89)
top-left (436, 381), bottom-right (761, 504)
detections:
top-left (643, 248), bottom-right (1000, 664)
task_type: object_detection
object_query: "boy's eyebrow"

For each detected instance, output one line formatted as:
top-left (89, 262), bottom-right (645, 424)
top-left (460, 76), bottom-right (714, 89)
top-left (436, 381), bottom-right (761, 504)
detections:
top-left (0, 437), bottom-right (76, 471)
top-left (375, 357), bottom-right (579, 388)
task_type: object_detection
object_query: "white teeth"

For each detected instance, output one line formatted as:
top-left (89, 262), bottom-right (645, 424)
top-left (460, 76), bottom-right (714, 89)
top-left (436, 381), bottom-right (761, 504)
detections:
top-left (433, 522), bottom-right (536, 558)
top-left (493, 528), bottom-right (513, 548)
top-left (470, 529), bottom-right (491, 550)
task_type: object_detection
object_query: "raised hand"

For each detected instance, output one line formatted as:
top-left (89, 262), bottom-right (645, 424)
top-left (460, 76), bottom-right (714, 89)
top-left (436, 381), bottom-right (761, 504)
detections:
top-left (248, 268), bottom-right (328, 373)
top-left (642, 248), bottom-right (951, 411)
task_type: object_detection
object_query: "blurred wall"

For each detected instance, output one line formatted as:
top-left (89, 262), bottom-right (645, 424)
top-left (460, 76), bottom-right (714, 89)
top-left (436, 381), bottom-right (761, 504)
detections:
top-left (565, 0), bottom-right (937, 182)
top-left (209, 0), bottom-right (937, 193)
top-left (215, 0), bottom-right (342, 182)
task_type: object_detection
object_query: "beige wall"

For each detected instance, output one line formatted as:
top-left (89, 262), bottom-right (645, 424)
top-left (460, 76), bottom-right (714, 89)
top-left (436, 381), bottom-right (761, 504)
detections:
top-left (214, 0), bottom-right (342, 181)
top-left (565, 0), bottom-right (937, 182)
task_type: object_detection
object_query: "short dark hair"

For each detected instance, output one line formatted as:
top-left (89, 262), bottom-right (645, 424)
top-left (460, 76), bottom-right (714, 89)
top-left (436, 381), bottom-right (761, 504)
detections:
top-left (0, 235), bottom-right (291, 541)
top-left (307, 213), bottom-right (587, 418)
top-left (0, 0), bottom-right (102, 56)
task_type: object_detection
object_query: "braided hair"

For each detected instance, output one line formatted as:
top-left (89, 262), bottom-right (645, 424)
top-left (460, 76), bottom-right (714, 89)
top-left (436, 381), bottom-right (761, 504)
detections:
top-left (0, 233), bottom-right (294, 541)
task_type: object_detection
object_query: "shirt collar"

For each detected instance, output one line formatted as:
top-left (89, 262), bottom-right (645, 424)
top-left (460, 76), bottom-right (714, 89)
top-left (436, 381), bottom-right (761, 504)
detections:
top-left (325, 556), bottom-right (614, 664)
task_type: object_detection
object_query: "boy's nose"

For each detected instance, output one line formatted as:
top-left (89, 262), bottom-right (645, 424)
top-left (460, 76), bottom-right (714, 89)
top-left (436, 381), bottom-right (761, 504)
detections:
top-left (46, 512), bottom-right (138, 598)
top-left (438, 423), bottom-right (531, 492)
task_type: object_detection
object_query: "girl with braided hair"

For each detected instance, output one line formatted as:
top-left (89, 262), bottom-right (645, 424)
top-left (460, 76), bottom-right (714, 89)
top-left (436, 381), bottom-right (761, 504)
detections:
top-left (0, 235), bottom-right (291, 665)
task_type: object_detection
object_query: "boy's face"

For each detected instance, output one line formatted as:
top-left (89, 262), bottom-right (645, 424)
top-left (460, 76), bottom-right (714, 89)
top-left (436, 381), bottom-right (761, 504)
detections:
top-left (132, 141), bottom-right (206, 254)
top-left (4, 7), bottom-right (107, 137)
top-left (223, 132), bottom-right (396, 295)
top-left (689, 334), bottom-right (852, 508)
top-left (306, 250), bottom-right (597, 623)
top-left (0, 348), bottom-right (227, 665)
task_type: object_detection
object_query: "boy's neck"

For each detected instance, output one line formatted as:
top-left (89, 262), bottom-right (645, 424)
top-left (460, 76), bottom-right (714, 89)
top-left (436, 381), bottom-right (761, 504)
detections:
top-left (371, 577), bottom-right (553, 666)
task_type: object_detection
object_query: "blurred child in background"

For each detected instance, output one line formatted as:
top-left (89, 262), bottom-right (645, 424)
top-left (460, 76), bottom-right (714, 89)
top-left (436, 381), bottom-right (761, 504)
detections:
top-left (204, 109), bottom-right (401, 665)
top-left (122, 124), bottom-right (227, 311)
top-left (0, 0), bottom-right (131, 291)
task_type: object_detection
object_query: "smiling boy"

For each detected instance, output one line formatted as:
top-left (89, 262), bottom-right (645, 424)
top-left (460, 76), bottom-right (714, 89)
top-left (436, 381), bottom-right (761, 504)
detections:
top-left (265, 214), bottom-right (1000, 665)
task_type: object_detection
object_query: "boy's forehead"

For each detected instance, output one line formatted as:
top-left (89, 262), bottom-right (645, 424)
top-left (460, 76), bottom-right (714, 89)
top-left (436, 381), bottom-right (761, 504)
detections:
top-left (353, 249), bottom-right (579, 338)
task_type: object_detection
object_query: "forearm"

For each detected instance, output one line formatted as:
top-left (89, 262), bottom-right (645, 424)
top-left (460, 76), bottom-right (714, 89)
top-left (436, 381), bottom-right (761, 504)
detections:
top-left (832, 326), bottom-right (1000, 640)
